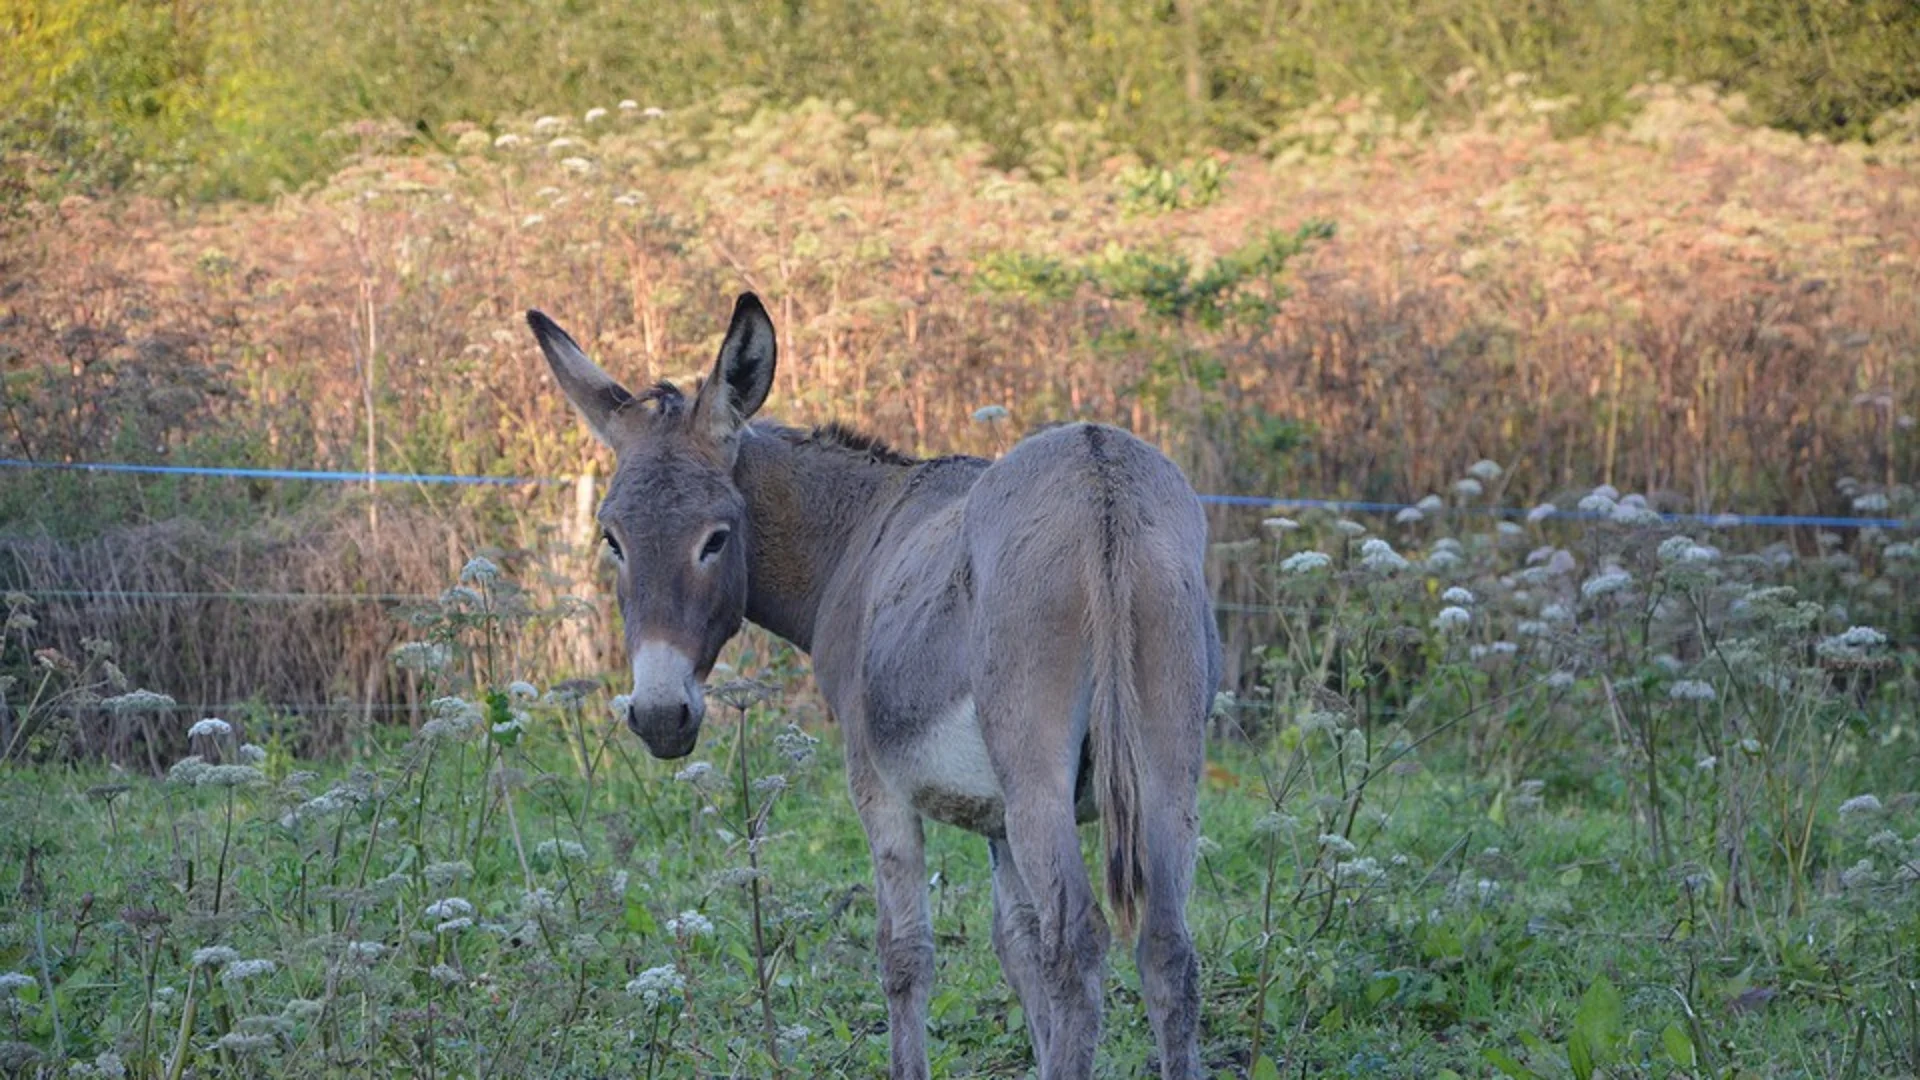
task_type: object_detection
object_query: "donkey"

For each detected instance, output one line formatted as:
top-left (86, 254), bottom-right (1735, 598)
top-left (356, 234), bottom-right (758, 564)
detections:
top-left (529, 294), bottom-right (1218, 1079)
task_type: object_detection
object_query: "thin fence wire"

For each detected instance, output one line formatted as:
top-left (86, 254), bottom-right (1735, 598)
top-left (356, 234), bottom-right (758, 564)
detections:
top-left (4, 457), bottom-right (1911, 530)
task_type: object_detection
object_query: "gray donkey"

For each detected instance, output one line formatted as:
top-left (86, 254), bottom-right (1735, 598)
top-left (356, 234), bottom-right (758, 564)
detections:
top-left (529, 294), bottom-right (1218, 1079)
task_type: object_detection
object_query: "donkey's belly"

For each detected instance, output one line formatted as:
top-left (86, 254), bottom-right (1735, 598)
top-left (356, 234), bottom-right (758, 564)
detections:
top-left (887, 698), bottom-right (1008, 837)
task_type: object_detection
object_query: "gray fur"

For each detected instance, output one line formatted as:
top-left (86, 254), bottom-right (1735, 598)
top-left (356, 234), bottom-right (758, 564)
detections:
top-left (532, 294), bottom-right (1218, 1079)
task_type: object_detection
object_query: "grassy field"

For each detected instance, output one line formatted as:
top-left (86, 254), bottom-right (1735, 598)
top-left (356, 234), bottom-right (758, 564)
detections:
top-left (5, 499), bottom-right (1920, 1077)
top-left (5, 8), bottom-right (1920, 1076)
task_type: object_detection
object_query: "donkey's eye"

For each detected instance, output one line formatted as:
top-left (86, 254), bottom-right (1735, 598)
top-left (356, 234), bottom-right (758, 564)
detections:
top-left (603, 530), bottom-right (623, 559)
top-left (698, 528), bottom-right (730, 563)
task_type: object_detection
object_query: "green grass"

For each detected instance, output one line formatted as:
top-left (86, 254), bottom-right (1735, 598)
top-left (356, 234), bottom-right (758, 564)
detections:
top-left (6, 506), bottom-right (1920, 1077)
top-left (3, 683), bottom-right (1917, 1075)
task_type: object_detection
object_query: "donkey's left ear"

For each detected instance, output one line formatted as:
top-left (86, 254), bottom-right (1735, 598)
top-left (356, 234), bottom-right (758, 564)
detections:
top-left (695, 292), bottom-right (777, 442)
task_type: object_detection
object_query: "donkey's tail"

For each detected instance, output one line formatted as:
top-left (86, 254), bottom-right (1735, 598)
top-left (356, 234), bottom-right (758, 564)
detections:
top-left (1085, 516), bottom-right (1151, 943)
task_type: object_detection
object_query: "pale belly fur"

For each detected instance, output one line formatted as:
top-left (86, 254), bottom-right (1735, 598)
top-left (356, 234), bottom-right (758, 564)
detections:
top-left (887, 697), bottom-right (1008, 836)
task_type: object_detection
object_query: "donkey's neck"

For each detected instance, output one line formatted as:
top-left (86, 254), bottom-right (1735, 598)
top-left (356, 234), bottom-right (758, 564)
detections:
top-left (733, 425), bottom-right (908, 651)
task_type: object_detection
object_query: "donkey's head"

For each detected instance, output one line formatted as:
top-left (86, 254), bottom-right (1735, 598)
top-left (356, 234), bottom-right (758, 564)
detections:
top-left (528, 294), bottom-right (776, 759)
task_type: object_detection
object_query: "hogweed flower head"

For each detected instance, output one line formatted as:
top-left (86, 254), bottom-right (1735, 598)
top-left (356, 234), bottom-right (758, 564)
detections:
top-left (1581, 569), bottom-right (1632, 600)
top-left (1416, 494), bottom-right (1445, 513)
top-left (1359, 538), bottom-right (1409, 573)
top-left (220, 959), bottom-right (276, 986)
top-left (666, 910), bottom-right (714, 939)
top-left (1467, 459), bottom-right (1503, 482)
top-left (1280, 550), bottom-right (1331, 575)
top-left (1668, 679), bottom-right (1717, 703)
top-left (188, 717), bottom-right (231, 739)
top-left (1526, 502), bottom-right (1557, 524)
top-left (105, 689), bottom-right (175, 714)
top-left (1441, 586), bottom-right (1475, 605)
top-left (459, 556), bottom-right (500, 584)
top-left (1432, 606), bottom-right (1472, 632)
top-left (1260, 516), bottom-right (1300, 532)
top-left (191, 946), bottom-right (241, 968)
top-left (626, 965), bottom-right (686, 1008)
top-left (1838, 794), bottom-right (1884, 821)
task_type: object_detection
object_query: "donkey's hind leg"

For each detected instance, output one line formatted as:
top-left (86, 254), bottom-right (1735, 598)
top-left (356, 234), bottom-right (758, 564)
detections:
top-left (1132, 595), bottom-right (1211, 1079)
top-left (989, 838), bottom-right (1053, 1059)
top-left (979, 662), bottom-right (1110, 1079)
top-left (850, 749), bottom-right (936, 1080)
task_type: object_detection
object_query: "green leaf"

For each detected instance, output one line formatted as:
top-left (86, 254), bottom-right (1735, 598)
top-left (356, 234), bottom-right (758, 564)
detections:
top-left (1482, 1046), bottom-right (1540, 1079)
top-left (1250, 1054), bottom-right (1282, 1080)
top-left (1661, 1022), bottom-right (1698, 1067)
top-left (1572, 973), bottom-right (1623, 1059)
top-left (1568, 1029), bottom-right (1595, 1080)
top-left (623, 899), bottom-right (656, 935)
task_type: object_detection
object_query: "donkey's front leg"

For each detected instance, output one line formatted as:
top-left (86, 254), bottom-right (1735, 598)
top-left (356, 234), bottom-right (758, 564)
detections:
top-left (853, 759), bottom-right (935, 1080)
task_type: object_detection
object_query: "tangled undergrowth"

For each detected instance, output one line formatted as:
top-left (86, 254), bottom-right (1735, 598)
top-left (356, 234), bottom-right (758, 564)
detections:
top-left (5, 461), bottom-right (1919, 1077)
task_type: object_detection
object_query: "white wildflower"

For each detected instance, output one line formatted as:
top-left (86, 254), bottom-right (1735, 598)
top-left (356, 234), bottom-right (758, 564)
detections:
top-left (435, 918), bottom-right (474, 934)
top-left (971, 404), bottom-right (1009, 422)
top-left (1841, 860), bottom-right (1879, 890)
top-left (584, 107), bottom-right (608, 124)
top-left (199, 764), bottom-right (266, 788)
top-left (1359, 538), bottom-right (1409, 572)
top-left (1394, 507), bottom-right (1424, 524)
top-left (1854, 493), bottom-right (1891, 513)
top-left (424, 861), bottom-right (472, 889)
top-left (1453, 478), bottom-right (1483, 499)
top-left (507, 680), bottom-right (538, 701)
top-left (675, 761), bottom-right (718, 787)
top-left (1497, 521), bottom-right (1524, 537)
top-left (1838, 794), bottom-right (1884, 821)
top-left (532, 115), bottom-right (564, 134)
top-left (1261, 516), bottom-right (1300, 532)
top-left (493, 133), bottom-right (524, 150)
top-left (535, 839), bottom-right (588, 862)
top-left (1581, 569), bottom-right (1632, 599)
top-left (666, 910), bottom-right (714, 939)
top-left (191, 946), bottom-right (241, 968)
top-left (1546, 671), bottom-right (1575, 690)
top-left (1334, 519), bottom-right (1368, 537)
top-left (1468, 459), bottom-right (1503, 482)
top-left (429, 964), bottom-right (464, 986)
top-left (168, 756), bottom-right (209, 786)
top-left (1817, 625), bottom-right (1889, 662)
top-left (1424, 548), bottom-right (1463, 572)
top-left (625, 965), bottom-right (686, 1008)
top-left (1526, 502), bottom-right (1557, 524)
top-left (390, 641), bottom-right (452, 673)
top-left (1416, 494), bottom-right (1445, 513)
top-left (1441, 586), bottom-right (1475, 605)
top-left (213, 1032), bottom-right (276, 1053)
top-left (774, 723), bottom-right (819, 765)
top-left (424, 897), bottom-right (474, 921)
top-left (220, 959), bottom-right (276, 986)
top-left (343, 941), bottom-right (386, 964)
top-left (104, 689), bottom-right (176, 713)
top-left (618, 99), bottom-right (638, 111)
top-left (1576, 492), bottom-right (1617, 515)
top-left (0, 972), bottom-right (35, 994)
top-left (238, 743), bottom-right (267, 765)
top-left (1280, 550), bottom-right (1332, 574)
top-left (188, 717), bottom-right (231, 739)
top-left (460, 556), bottom-right (500, 584)
top-left (1668, 679), bottom-right (1717, 702)
top-left (560, 156), bottom-right (593, 174)
top-left (1432, 606), bottom-right (1472, 631)
top-left (1334, 857), bottom-right (1385, 886)
top-left (1318, 833), bottom-right (1358, 856)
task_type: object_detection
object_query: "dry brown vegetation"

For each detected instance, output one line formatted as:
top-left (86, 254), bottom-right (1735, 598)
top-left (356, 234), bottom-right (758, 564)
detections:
top-left (3, 81), bottom-right (1918, 714)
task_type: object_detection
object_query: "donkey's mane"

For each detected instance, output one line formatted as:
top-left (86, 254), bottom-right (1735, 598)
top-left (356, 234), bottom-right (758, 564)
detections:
top-left (760, 420), bottom-right (920, 466)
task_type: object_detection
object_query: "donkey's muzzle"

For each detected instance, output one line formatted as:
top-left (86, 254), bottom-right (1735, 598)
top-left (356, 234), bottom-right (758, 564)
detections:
top-left (628, 700), bottom-right (703, 759)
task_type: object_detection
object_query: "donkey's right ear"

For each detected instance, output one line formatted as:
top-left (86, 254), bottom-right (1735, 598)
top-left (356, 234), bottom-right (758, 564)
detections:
top-left (528, 310), bottom-right (635, 447)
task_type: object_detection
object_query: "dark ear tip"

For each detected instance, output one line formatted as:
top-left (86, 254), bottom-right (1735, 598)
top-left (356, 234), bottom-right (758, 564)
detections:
top-left (526, 309), bottom-right (553, 334)
top-left (733, 292), bottom-right (767, 318)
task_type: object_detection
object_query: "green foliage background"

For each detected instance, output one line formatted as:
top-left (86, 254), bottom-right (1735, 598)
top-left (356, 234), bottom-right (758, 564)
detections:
top-left (5, 0), bottom-right (1918, 200)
